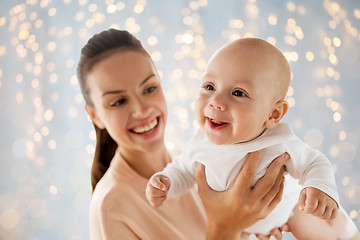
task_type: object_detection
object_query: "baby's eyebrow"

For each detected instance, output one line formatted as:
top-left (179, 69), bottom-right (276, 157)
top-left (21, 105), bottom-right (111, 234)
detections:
top-left (202, 73), bottom-right (215, 80)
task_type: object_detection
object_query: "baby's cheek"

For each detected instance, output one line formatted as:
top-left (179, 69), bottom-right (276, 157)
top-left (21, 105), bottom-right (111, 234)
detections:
top-left (197, 116), bottom-right (206, 129)
top-left (194, 104), bottom-right (204, 124)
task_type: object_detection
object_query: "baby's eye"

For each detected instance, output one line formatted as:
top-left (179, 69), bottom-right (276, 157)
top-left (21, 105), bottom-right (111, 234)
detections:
top-left (144, 86), bottom-right (157, 94)
top-left (205, 84), bottom-right (215, 91)
top-left (111, 98), bottom-right (127, 107)
top-left (233, 90), bottom-right (246, 97)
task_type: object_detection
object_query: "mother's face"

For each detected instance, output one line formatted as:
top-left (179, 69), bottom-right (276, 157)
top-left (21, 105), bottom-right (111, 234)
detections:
top-left (85, 50), bottom-right (168, 153)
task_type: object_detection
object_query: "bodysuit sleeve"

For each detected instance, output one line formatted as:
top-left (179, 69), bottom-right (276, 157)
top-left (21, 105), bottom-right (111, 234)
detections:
top-left (285, 136), bottom-right (340, 205)
top-left (154, 150), bottom-right (197, 198)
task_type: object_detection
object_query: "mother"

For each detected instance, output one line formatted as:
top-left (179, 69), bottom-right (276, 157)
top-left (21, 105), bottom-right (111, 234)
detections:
top-left (77, 29), bottom-right (288, 239)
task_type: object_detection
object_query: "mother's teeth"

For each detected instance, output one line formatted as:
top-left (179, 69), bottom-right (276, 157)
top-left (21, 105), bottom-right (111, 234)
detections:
top-left (133, 118), bottom-right (158, 133)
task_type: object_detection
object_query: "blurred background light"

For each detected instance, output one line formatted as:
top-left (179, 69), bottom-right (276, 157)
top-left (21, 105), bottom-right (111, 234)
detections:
top-left (0, 1), bottom-right (359, 239)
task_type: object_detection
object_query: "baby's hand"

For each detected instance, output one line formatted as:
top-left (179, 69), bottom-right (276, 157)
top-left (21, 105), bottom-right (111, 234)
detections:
top-left (146, 174), bottom-right (170, 208)
top-left (298, 187), bottom-right (338, 219)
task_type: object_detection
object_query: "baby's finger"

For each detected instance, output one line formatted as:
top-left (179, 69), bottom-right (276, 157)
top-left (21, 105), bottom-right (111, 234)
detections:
top-left (161, 176), bottom-right (170, 189)
top-left (304, 195), bottom-right (318, 214)
top-left (311, 201), bottom-right (326, 217)
top-left (329, 207), bottom-right (338, 219)
top-left (298, 189), bottom-right (306, 211)
top-left (148, 184), bottom-right (168, 197)
top-left (321, 207), bottom-right (333, 219)
top-left (152, 176), bottom-right (167, 191)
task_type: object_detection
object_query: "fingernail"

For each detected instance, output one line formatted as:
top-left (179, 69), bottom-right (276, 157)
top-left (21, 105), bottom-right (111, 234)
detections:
top-left (284, 153), bottom-right (290, 161)
top-left (196, 162), bottom-right (201, 170)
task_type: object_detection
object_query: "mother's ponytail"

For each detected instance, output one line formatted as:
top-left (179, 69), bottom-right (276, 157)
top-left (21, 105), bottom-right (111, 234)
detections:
top-left (90, 125), bottom-right (117, 192)
top-left (77, 29), bottom-right (149, 192)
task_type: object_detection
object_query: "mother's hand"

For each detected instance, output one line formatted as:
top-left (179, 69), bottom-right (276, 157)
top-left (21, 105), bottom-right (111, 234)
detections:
top-left (196, 150), bottom-right (289, 240)
top-left (255, 224), bottom-right (291, 240)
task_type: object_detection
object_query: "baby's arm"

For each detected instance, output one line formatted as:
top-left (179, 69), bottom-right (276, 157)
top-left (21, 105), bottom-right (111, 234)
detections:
top-left (146, 134), bottom-right (201, 207)
top-left (285, 138), bottom-right (340, 210)
top-left (146, 174), bottom-right (170, 208)
top-left (298, 186), bottom-right (338, 219)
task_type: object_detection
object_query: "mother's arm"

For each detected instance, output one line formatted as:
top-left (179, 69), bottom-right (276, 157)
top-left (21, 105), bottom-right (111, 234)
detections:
top-left (196, 150), bottom-right (289, 240)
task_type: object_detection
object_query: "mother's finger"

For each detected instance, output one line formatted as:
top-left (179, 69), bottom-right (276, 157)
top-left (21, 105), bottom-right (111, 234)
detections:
top-left (280, 223), bottom-right (291, 232)
top-left (260, 164), bottom-right (285, 204)
top-left (232, 150), bottom-right (264, 191)
top-left (252, 153), bottom-right (288, 200)
top-left (195, 163), bottom-right (212, 195)
top-left (270, 228), bottom-right (283, 240)
top-left (255, 233), bottom-right (270, 240)
top-left (266, 175), bottom-right (285, 213)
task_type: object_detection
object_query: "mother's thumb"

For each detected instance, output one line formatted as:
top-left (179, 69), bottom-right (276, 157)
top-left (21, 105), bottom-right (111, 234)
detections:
top-left (195, 163), bottom-right (209, 192)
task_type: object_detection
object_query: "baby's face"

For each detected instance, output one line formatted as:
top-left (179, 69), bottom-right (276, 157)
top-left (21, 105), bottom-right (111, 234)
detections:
top-left (195, 41), bottom-right (282, 145)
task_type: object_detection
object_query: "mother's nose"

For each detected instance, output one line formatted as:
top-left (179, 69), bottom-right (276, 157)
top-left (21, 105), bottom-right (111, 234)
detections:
top-left (131, 99), bottom-right (151, 118)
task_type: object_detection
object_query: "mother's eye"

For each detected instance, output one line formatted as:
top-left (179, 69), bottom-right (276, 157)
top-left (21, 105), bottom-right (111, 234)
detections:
top-left (111, 98), bottom-right (127, 107)
top-left (233, 90), bottom-right (246, 97)
top-left (144, 86), bottom-right (157, 94)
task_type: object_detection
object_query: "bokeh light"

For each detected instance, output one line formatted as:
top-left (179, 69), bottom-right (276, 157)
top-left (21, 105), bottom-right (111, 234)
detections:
top-left (0, 1), bottom-right (359, 239)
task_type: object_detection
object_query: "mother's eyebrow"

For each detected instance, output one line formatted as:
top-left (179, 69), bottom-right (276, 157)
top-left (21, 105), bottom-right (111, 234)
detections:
top-left (102, 73), bottom-right (156, 97)
top-left (140, 73), bottom-right (156, 86)
top-left (102, 89), bottom-right (124, 97)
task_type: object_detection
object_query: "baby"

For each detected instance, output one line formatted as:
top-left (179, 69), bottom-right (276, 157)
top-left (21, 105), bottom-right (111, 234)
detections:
top-left (146, 38), bottom-right (358, 239)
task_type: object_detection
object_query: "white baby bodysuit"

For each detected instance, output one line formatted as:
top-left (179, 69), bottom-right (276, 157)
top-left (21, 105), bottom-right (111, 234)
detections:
top-left (157, 123), bottom-right (341, 234)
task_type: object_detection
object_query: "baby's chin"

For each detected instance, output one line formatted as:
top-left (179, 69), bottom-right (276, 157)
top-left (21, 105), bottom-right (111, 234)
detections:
top-left (205, 130), bottom-right (253, 145)
top-left (205, 131), bottom-right (234, 145)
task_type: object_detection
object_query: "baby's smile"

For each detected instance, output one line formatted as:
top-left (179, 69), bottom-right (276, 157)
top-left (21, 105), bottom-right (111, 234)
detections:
top-left (206, 117), bottom-right (230, 129)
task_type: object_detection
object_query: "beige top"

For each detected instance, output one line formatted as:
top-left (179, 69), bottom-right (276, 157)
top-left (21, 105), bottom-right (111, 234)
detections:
top-left (89, 151), bottom-right (206, 240)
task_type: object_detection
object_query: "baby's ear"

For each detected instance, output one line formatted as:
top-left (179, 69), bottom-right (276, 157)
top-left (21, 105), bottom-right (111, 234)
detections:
top-left (85, 105), bottom-right (105, 129)
top-left (264, 100), bottom-right (288, 129)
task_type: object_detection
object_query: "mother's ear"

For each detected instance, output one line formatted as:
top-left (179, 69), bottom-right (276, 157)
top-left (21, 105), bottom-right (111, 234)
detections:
top-left (85, 105), bottom-right (105, 129)
top-left (264, 100), bottom-right (289, 129)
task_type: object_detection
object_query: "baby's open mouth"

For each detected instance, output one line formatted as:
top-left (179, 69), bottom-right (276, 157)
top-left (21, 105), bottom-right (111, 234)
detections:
top-left (130, 117), bottom-right (159, 134)
top-left (208, 117), bottom-right (229, 128)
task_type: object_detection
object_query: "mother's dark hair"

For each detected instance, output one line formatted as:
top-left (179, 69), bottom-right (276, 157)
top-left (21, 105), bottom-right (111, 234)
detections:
top-left (77, 29), bottom-right (149, 192)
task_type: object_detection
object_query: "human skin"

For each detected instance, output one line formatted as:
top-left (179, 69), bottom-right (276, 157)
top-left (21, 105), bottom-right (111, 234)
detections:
top-left (197, 38), bottom-right (340, 239)
top-left (196, 150), bottom-right (288, 240)
top-left (194, 38), bottom-right (290, 145)
top-left (147, 38), bottom-right (342, 238)
top-left (197, 39), bottom-right (341, 239)
top-left (85, 50), bottom-right (171, 179)
top-left (84, 49), bottom-right (288, 239)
